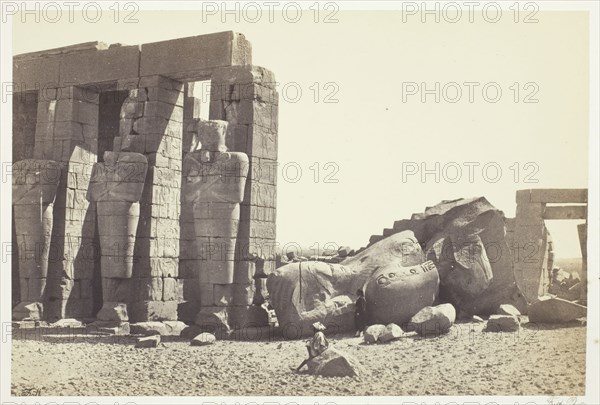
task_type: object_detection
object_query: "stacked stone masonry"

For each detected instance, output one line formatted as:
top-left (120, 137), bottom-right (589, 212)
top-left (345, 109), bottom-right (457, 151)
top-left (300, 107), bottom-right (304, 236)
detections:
top-left (12, 32), bottom-right (278, 331)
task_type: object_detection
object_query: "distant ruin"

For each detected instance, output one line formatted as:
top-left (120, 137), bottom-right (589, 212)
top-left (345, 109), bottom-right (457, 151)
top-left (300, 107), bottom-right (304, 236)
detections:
top-left (12, 32), bottom-right (278, 331)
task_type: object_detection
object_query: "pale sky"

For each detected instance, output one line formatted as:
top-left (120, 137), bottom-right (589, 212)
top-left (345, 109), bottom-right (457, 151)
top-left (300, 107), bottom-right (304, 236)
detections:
top-left (12, 7), bottom-right (590, 258)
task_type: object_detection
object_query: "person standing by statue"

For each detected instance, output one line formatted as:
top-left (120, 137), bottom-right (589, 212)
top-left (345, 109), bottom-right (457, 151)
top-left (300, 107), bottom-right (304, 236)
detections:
top-left (291, 322), bottom-right (329, 372)
top-left (354, 289), bottom-right (368, 337)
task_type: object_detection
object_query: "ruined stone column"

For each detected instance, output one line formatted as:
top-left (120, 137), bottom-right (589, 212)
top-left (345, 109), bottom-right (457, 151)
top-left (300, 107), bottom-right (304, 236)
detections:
top-left (209, 65), bottom-right (279, 328)
top-left (513, 193), bottom-right (547, 303)
top-left (12, 160), bottom-right (62, 320)
top-left (86, 152), bottom-right (148, 322)
top-left (182, 120), bottom-right (249, 331)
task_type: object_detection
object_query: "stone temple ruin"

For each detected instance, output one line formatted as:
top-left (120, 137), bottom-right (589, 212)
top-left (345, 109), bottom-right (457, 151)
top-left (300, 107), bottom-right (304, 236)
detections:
top-left (12, 32), bottom-right (278, 332)
top-left (11, 32), bottom-right (588, 339)
top-left (270, 192), bottom-right (588, 337)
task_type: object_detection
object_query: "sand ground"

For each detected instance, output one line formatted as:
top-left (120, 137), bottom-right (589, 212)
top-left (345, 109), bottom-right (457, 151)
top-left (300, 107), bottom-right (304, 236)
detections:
top-left (11, 321), bottom-right (587, 396)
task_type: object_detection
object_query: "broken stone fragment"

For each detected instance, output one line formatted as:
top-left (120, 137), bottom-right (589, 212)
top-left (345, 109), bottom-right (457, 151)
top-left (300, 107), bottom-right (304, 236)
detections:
top-left (527, 296), bottom-right (587, 323)
top-left (130, 321), bottom-right (188, 336)
top-left (86, 321), bottom-right (131, 336)
top-left (408, 303), bottom-right (456, 336)
top-left (337, 246), bottom-right (352, 258)
top-left (363, 324), bottom-right (386, 344)
top-left (378, 323), bottom-right (403, 343)
top-left (497, 304), bottom-right (521, 317)
top-left (49, 318), bottom-right (84, 328)
top-left (306, 348), bottom-right (365, 377)
top-left (12, 302), bottom-right (43, 321)
top-left (392, 197), bottom-right (528, 315)
top-left (96, 302), bottom-right (129, 322)
top-left (269, 231), bottom-right (439, 336)
top-left (135, 335), bottom-right (161, 348)
top-left (194, 307), bottom-right (231, 336)
top-left (191, 332), bottom-right (216, 346)
top-left (485, 315), bottom-right (520, 332)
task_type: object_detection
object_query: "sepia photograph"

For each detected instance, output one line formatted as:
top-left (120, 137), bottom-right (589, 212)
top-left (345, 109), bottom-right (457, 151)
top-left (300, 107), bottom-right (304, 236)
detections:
top-left (0, 1), bottom-right (598, 403)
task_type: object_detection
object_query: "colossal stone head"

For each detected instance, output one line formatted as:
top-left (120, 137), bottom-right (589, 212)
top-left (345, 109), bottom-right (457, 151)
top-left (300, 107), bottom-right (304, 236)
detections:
top-left (197, 120), bottom-right (227, 152)
top-left (268, 231), bottom-right (440, 337)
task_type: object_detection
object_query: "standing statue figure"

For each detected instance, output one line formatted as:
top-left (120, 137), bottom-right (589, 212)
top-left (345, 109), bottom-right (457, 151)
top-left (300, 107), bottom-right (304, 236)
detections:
top-left (182, 120), bottom-right (249, 325)
top-left (86, 152), bottom-right (148, 323)
top-left (12, 160), bottom-right (62, 320)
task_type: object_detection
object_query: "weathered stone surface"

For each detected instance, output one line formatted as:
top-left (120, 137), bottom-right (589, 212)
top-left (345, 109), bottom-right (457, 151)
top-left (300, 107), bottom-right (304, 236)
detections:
top-left (485, 315), bottom-right (520, 332)
top-left (13, 35), bottom-right (278, 327)
top-left (182, 120), bottom-right (251, 326)
top-left (497, 304), bottom-right (521, 317)
top-left (12, 159), bottom-right (62, 320)
top-left (183, 152), bottom-right (249, 204)
top-left (135, 335), bottom-right (161, 348)
top-left (87, 321), bottom-right (131, 335)
top-left (408, 303), bottom-right (456, 336)
top-left (12, 160), bottom-right (63, 204)
top-left (86, 152), bottom-right (148, 203)
top-left (96, 201), bottom-right (139, 279)
top-left (130, 321), bottom-right (188, 336)
top-left (96, 302), bottom-right (129, 322)
top-left (268, 231), bottom-right (439, 336)
top-left (129, 301), bottom-right (179, 322)
top-left (379, 323), bottom-right (403, 343)
top-left (49, 318), bottom-right (84, 328)
top-left (528, 296), bottom-right (587, 323)
top-left (364, 324), bottom-right (386, 344)
top-left (12, 302), bottom-right (43, 321)
top-left (140, 32), bottom-right (251, 79)
top-left (337, 246), bottom-right (352, 258)
top-left (306, 348), bottom-right (364, 377)
top-left (195, 307), bottom-right (231, 336)
top-left (228, 305), bottom-right (270, 328)
top-left (191, 332), bottom-right (216, 346)
top-left (388, 197), bottom-right (528, 315)
top-left (528, 189), bottom-right (588, 204)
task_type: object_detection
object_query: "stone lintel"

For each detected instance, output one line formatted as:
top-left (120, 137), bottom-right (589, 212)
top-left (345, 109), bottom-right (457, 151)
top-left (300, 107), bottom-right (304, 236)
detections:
top-left (14, 31), bottom-right (251, 92)
top-left (516, 188), bottom-right (588, 204)
top-left (543, 205), bottom-right (587, 220)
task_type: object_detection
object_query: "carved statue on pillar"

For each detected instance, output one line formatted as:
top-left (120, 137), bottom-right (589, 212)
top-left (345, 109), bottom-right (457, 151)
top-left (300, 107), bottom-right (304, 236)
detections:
top-left (182, 120), bottom-right (249, 329)
top-left (86, 152), bottom-right (148, 322)
top-left (12, 160), bottom-right (62, 320)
